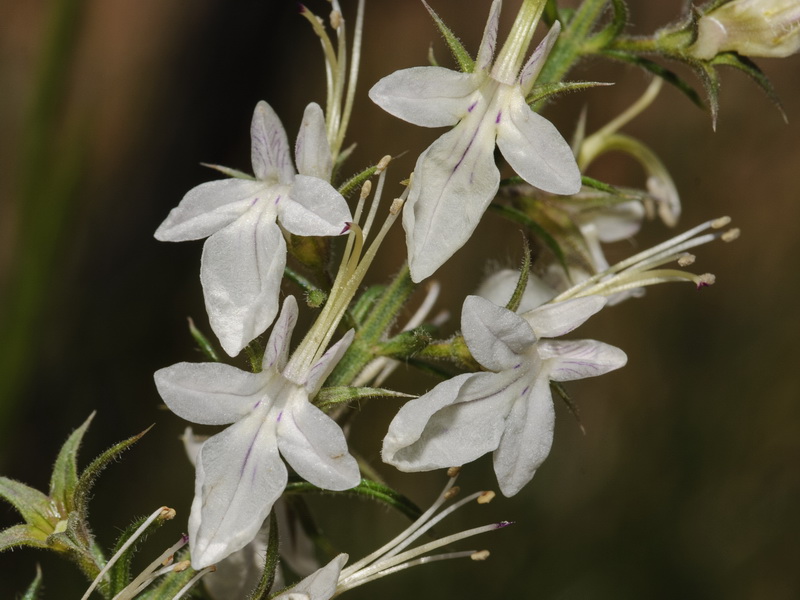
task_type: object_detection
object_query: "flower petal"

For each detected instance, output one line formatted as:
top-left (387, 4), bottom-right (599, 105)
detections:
top-left (461, 296), bottom-right (536, 371)
top-left (251, 101), bottom-right (294, 184)
top-left (189, 409), bottom-right (287, 569)
top-left (492, 376), bottom-right (554, 497)
top-left (295, 102), bottom-right (333, 181)
top-left (368, 66), bottom-right (478, 128)
top-left (522, 295), bottom-right (606, 338)
top-left (277, 390), bottom-right (360, 491)
top-left (274, 554), bottom-right (348, 600)
top-left (302, 329), bottom-right (355, 396)
top-left (475, 0), bottom-right (502, 72)
top-left (201, 208), bottom-right (285, 357)
top-left (263, 296), bottom-right (299, 372)
top-left (279, 175), bottom-right (352, 237)
top-left (539, 339), bottom-right (627, 381)
top-left (154, 179), bottom-right (265, 242)
top-left (203, 521), bottom-right (269, 600)
top-left (382, 370), bottom-right (519, 472)
top-left (154, 363), bottom-right (266, 425)
top-left (518, 22), bottom-right (561, 94)
top-left (496, 90), bottom-right (581, 195)
top-left (404, 117), bottom-right (500, 282)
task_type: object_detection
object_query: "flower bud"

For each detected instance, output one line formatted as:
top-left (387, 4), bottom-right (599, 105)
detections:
top-left (692, 0), bottom-right (800, 59)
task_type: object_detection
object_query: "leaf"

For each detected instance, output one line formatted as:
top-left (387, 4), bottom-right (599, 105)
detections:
top-left (0, 524), bottom-right (50, 552)
top-left (248, 511), bottom-right (279, 600)
top-left (21, 564), bottom-right (43, 600)
top-left (106, 512), bottom-right (172, 597)
top-left (337, 164), bottom-right (378, 198)
top-left (188, 317), bottom-right (220, 362)
top-left (201, 162), bottom-right (256, 180)
top-left (526, 80), bottom-right (613, 105)
top-left (49, 411), bottom-right (95, 513)
top-left (377, 326), bottom-right (434, 359)
top-left (711, 52), bottom-right (786, 122)
top-left (315, 386), bottom-right (415, 411)
top-left (422, 0), bottom-right (474, 73)
top-left (587, 0), bottom-right (629, 50)
top-left (506, 237), bottom-right (531, 313)
top-left (0, 477), bottom-right (55, 534)
top-left (73, 426), bottom-right (151, 519)
top-left (285, 478), bottom-right (423, 522)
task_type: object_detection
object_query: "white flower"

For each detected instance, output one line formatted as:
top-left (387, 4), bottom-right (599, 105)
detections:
top-left (154, 296), bottom-right (360, 569)
top-left (369, 0), bottom-right (580, 282)
top-left (155, 101), bottom-right (352, 356)
top-left (271, 554), bottom-right (348, 600)
top-left (692, 0), bottom-right (800, 59)
top-left (382, 295), bottom-right (626, 497)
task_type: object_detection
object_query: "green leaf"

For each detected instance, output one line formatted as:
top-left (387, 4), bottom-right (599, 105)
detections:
top-left (526, 80), bottom-right (612, 107)
top-left (49, 411), bottom-right (95, 513)
top-left (315, 386), bottom-right (414, 411)
top-left (422, 0), bottom-right (474, 73)
top-left (285, 478), bottom-right (423, 522)
top-left (337, 164), bottom-right (378, 198)
top-left (350, 284), bottom-right (385, 327)
top-left (106, 512), bottom-right (173, 597)
top-left (0, 524), bottom-right (50, 552)
top-left (376, 326), bottom-right (434, 359)
top-left (248, 511), bottom-right (279, 600)
top-left (188, 317), bottom-right (220, 362)
top-left (21, 564), bottom-right (44, 600)
top-left (74, 426), bottom-right (151, 520)
top-left (0, 477), bottom-right (55, 535)
top-left (201, 162), bottom-right (256, 180)
top-left (586, 0), bottom-right (629, 50)
top-left (506, 237), bottom-right (531, 313)
top-left (601, 49), bottom-right (705, 109)
top-left (135, 550), bottom-right (198, 600)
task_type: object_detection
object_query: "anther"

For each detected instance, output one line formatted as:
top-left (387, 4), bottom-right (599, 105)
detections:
top-left (376, 155), bottom-right (392, 173)
top-left (722, 228), bottom-right (740, 242)
top-left (677, 254), bottom-right (696, 267)
top-left (444, 486), bottom-right (461, 500)
top-left (447, 466), bottom-right (461, 478)
top-left (697, 273), bottom-right (716, 288)
top-left (477, 491), bottom-right (495, 505)
top-left (158, 507), bottom-right (176, 521)
top-left (172, 560), bottom-right (191, 572)
top-left (360, 180), bottom-right (372, 200)
top-left (711, 216), bottom-right (731, 229)
top-left (330, 10), bottom-right (343, 29)
top-left (390, 197), bottom-right (404, 215)
top-left (471, 550), bottom-right (491, 561)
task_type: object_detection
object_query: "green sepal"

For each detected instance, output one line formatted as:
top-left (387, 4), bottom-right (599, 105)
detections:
top-left (0, 477), bottom-right (56, 536)
top-left (45, 510), bottom-right (103, 579)
top-left (248, 511), bottom-right (279, 600)
top-left (422, 0), bottom-right (474, 73)
top-left (580, 175), bottom-right (624, 196)
top-left (22, 565), bottom-right (43, 600)
top-left (338, 164), bottom-right (378, 198)
top-left (416, 335), bottom-right (482, 372)
top-left (695, 60), bottom-right (721, 127)
top-left (0, 524), bottom-right (50, 552)
top-left (49, 412), bottom-right (95, 515)
top-left (74, 425), bottom-right (152, 520)
top-left (552, 382), bottom-right (586, 435)
top-left (376, 326), bottom-right (434, 359)
top-left (188, 317), bottom-right (220, 362)
top-left (284, 266), bottom-right (328, 309)
top-left (489, 203), bottom-right (570, 278)
top-left (201, 162), bottom-right (256, 180)
top-left (315, 386), bottom-right (414, 412)
top-left (506, 237), bottom-right (532, 314)
top-left (585, 0), bottom-right (629, 50)
top-left (285, 478), bottom-right (422, 522)
top-left (601, 49), bottom-right (705, 109)
top-left (710, 52), bottom-right (786, 122)
top-left (526, 80), bottom-right (612, 107)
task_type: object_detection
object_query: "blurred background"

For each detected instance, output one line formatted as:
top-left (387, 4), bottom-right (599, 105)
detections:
top-left (1, 0), bottom-right (798, 598)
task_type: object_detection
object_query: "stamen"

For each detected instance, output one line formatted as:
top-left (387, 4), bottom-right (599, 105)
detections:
top-left (471, 550), bottom-right (491, 560)
top-left (171, 565), bottom-right (216, 600)
top-left (722, 228), bottom-right (740, 242)
top-left (677, 254), bottom-right (695, 267)
top-left (114, 535), bottom-right (189, 599)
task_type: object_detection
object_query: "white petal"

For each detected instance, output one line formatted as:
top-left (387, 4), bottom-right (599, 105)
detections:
top-left (404, 116), bottom-right (500, 282)
top-left (154, 362), bottom-right (265, 425)
top-left (461, 296), bottom-right (536, 371)
top-left (274, 554), bottom-right (348, 600)
top-left (203, 521), bottom-right (269, 600)
top-left (496, 90), bottom-right (581, 195)
top-left (189, 410), bottom-right (287, 569)
top-left (251, 101), bottom-right (295, 184)
top-left (201, 208), bottom-right (285, 357)
top-left (368, 66), bottom-right (479, 128)
top-left (518, 22), bottom-right (561, 94)
top-left (302, 329), bottom-right (355, 395)
top-left (277, 390), bottom-right (360, 491)
top-left (492, 376), bottom-right (554, 497)
top-left (154, 179), bottom-right (266, 242)
top-left (522, 295), bottom-right (606, 338)
top-left (279, 176), bottom-right (352, 237)
top-left (263, 296), bottom-right (299, 372)
top-left (475, 0), bottom-right (502, 72)
top-left (295, 103), bottom-right (333, 181)
top-left (540, 339), bottom-right (627, 381)
top-left (382, 371), bottom-right (519, 472)
top-left (584, 201), bottom-right (645, 243)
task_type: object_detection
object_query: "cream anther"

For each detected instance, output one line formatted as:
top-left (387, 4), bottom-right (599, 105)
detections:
top-left (712, 216), bottom-right (731, 228)
top-left (722, 228), bottom-right (740, 242)
top-left (678, 254), bottom-right (696, 267)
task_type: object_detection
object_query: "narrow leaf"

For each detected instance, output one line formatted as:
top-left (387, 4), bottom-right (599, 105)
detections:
top-left (201, 162), bottom-right (256, 180)
top-left (22, 564), bottom-right (44, 600)
top-left (422, 0), bottom-right (474, 73)
top-left (711, 52), bottom-right (786, 122)
top-left (0, 524), bottom-right (50, 552)
top-left (506, 237), bottom-right (531, 313)
top-left (0, 477), bottom-right (54, 534)
top-left (376, 326), bottom-right (433, 359)
top-left (527, 80), bottom-right (613, 105)
top-left (248, 511), bottom-right (279, 600)
top-left (337, 164), bottom-right (378, 198)
top-left (49, 412), bottom-right (95, 512)
top-left (587, 0), bottom-right (629, 49)
top-left (188, 317), bottom-right (220, 362)
top-left (315, 386), bottom-right (415, 411)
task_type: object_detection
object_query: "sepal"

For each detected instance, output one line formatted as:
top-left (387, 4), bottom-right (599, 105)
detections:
top-left (422, 0), bottom-right (475, 73)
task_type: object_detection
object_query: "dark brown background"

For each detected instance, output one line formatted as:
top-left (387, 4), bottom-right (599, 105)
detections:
top-left (1, 1), bottom-right (798, 598)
